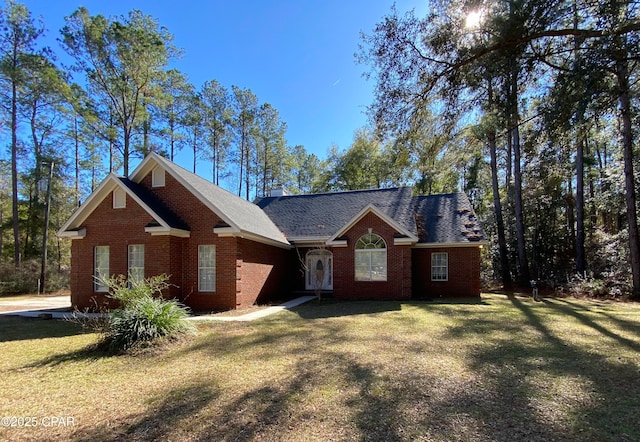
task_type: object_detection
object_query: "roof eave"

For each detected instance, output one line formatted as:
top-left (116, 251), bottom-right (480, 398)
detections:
top-left (144, 226), bottom-right (191, 238)
top-left (214, 226), bottom-right (292, 249)
top-left (413, 241), bottom-right (488, 248)
top-left (393, 237), bottom-right (417, 246)
top-left (58, 173), bottom-right (176, 237)
top-left (288, 236), bottom-right (332, 246)
top-left (57, 173), bottom-right (121, 234)
top-left (57, 227), bottom-right (86, 239)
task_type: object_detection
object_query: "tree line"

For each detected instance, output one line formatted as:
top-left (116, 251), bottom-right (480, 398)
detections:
top-left (0, 1), bottom-right (417, 290)
top-left (0, 2), bottom-right (324, 279)
top-left (2, 0), bottom-right (638, 298)
top-left (358, 0), bottom-right (639, 296)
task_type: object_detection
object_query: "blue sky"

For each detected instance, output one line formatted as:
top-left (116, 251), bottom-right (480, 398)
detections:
top-left (21, 0), bottom-right (426, 174)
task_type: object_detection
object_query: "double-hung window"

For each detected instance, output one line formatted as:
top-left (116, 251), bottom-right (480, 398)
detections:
top-left (354, 233), bottom-right (387, 281)
top-left (431, 252), bottom-right (448, 281)
top-left (198, 245), bottom-right (216, 292)
top-left (94, 246), bottom-right (110, 292)
top-left (128, 244), bottom-right (145, 284)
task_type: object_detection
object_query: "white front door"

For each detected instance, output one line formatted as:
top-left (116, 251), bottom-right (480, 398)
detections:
top-left (306, 250), bottom-right (333, 291)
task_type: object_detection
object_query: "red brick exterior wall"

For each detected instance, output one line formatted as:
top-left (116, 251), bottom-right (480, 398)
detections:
top-left (236, 238), bottom-right (293, 308)
top-left (332, 212), bottom-right (412, 300)
top-left (412, 246), bottom-right (481, 297)
top-left (69, 170), bottom-right (295, 312)
top-left (70, 192), bottom-right (166, 310)
top-left (68, 165), bottom-right (482, 309)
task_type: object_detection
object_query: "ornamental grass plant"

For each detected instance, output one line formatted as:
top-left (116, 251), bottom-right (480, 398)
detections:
top-left (97, 274), bottom-right (195, 353)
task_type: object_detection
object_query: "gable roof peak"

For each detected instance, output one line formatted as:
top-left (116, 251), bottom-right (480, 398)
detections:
top-left (130, 153), bottom-right (290, 247)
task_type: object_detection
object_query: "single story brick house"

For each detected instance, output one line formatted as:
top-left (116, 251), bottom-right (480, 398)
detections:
top-left (58, 152), bottom-right (486, 311)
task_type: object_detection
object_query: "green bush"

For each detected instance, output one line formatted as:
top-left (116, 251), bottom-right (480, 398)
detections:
top-left (106, 296), bottom-right (195, 352)
top-left (100, 274), bottom-right (171, 307)
top-left (94, 274), bottom-right (195, 353)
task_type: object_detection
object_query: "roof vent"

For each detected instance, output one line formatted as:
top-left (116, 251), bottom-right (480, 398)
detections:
top-left (270, 187), bottom-right (288, 197)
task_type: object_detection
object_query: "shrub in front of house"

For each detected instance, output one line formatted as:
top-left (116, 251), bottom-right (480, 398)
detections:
top-left (97, 274), bottom-right (195, 352)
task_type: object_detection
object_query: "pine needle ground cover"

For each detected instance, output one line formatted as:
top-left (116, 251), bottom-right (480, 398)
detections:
top-left (1, 293), bottom-right (639, 441)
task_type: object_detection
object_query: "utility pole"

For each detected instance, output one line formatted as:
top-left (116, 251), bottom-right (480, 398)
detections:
top-left (39, 161), bottom-right (54, 294)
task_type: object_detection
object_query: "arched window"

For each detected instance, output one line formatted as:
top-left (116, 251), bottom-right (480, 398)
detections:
top-left (354, 233), bottom-right (387, 281)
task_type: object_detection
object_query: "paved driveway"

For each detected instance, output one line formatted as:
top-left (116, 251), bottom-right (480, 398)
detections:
top-left (0, 294), bottom-right (315, 321)
top-left (0, 295), bottom-right (71, 314)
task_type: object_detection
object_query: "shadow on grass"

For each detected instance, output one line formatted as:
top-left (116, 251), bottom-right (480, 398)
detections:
top-left (291, 297), bottom-right (487, 320)
top-left (0, 316), bottom-right (87, 343)
top-left (447, 295), bottom-right (640, 441)
top-left (15, 294), bottom-right (636, 441)
top-left (18, 347), bottom-right (104, 369)
top-left (73, 382), bottom-right (220, 442)
top-left (292, 299), bottom-right (403, 319)
top-left (550, 297), bottom-right (640, 345)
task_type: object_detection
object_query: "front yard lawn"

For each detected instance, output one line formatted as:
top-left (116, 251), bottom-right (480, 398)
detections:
top-left (1, 293), bottom-right (639, 441)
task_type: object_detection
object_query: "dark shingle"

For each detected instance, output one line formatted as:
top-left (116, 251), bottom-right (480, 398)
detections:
top-left (258, 188), bottom-right (485, 245)
top-left (150, 153), bottom-right (288, 245)
top-left (257, 187), bottom-right (416, 239)
top-left (118, 178), bottom-right (189, 231)
top-left (412, 192), bottom-right (486, 243)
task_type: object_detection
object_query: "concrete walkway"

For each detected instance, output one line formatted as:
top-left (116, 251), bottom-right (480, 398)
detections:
top-left (0, 295), bottom-right (316, 322)
top-left (188, 295), bottom-right (316, 322)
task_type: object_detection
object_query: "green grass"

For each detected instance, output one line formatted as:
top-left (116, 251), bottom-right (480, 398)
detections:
top-left (1, 293), bottom-right (639, 441)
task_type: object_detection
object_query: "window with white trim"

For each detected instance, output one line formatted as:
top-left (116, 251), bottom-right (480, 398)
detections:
top-left (152, 167), bottom-right (165, 187)
top-left (431, 252), bottom-right (448, 281)
top-left (128, 244), bottom-right (145, 284)
top-left (355, 233), bottom-right (387, 281)
top-left (198, 245), bottom-right (216, 292)
top-left (113, 188), bottom-right (126, 208)
top-left (94, 246), bottom-right (110, 292)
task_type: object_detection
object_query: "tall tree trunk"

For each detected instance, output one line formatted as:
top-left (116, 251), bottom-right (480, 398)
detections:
top-left (576, 137), bottom-right (586, 273)
top-left (567, 178), bottom-right (575, 253)
top-left (143, 118), bottom-right (150, 155)
top-left (245, 140), bottom-right (250, 200)
top-left (489, 128), bottom-right (512, 288)
top-left (586, 138), bottom-right (597, 226)
top-left (169, 118), bottom-right (175, 161)
top-left (510, 69), bottom-right (530, 284)
top-left (573, 0), bottom-right (586, 274)
top-left (193, 127), bottom-right (197, 173)
top-left (238, 124), bottom-right (245, 197)
top-left (616, 55), bottom-right (640, 297)
top-left (11, 69), bottom-right (20, 267)
top-left (213, 137), bottom-right (218, 185)
top-left (487, 80), bottom-right (511, 288)
top-left (123, 129), bottom-right (130, 176)
top-left (109, 111), bottom-right (115, 173)
top-left (39, 161), bottom-right (53, 293)
top-left (29, 100), bottom-right (42, 255)
top-left (74, 113), bottom-right (80, 207)
top-left (91, 163), bottom-right (96, 192)
top-left (262, 140), bottom-right (268, 197)
top-left (505, 124), bottom-right (513, 190)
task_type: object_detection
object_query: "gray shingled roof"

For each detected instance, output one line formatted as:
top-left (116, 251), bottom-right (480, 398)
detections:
top-left (257, 187), bottom-right (416, 239)
top-left (118, 178), bottom-right (189, 230)
top-left (412, 192), bottom-right (485, 244)
top-left (257, 188), bottom-right (485, 244)
top-left (152, 154), bottom-right (289, 245)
